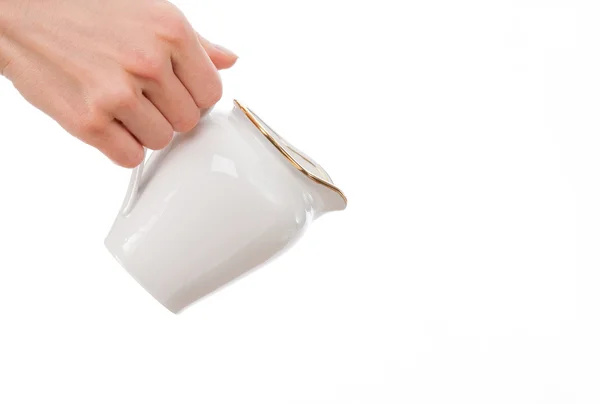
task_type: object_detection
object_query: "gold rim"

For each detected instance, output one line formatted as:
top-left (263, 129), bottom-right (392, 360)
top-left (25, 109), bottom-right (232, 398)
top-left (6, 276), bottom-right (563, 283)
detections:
top-left (234, 99), bottom-right (347, 206)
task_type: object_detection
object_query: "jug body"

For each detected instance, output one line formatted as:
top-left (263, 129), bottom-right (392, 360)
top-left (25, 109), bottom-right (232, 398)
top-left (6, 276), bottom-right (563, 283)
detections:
top-left (105, 100), bottom-right (346, 313)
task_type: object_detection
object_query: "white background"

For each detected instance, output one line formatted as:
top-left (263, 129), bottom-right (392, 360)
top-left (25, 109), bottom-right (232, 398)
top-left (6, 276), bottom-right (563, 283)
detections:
top-left (1, 0), bottom-right (599, 402)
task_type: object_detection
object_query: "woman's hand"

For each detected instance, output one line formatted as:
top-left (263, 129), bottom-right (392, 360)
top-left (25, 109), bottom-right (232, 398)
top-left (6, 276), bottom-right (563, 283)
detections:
top-left (0, 0), bottom-right (237, 167)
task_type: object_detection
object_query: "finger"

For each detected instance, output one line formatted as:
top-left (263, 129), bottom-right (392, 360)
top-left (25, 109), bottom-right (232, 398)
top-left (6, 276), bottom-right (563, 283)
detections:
top-left (113, 94), bottom-right (173, 150)
top-left (86, 120), bottom-right (145, 168)
top-left (141, 71), bottom-right (200, 133)
top-left (196, 33), bottom-right (238, 70)
top-left (171, 30), bottom-right (223, 109)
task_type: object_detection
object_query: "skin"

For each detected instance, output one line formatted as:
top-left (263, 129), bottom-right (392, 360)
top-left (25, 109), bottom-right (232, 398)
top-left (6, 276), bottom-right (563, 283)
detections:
top-left (0, 0), bottom-right (238, 168)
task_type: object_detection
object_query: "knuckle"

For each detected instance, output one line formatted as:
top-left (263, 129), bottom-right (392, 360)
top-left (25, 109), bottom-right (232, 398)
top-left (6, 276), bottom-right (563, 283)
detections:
top-left (127, 51), bottom-right (165, 81)
top-left (92, 84), bottom-right (139, 113)
top-left (154, 3), bottom-right (191, 45)
top-left (111, 87), bottom-right (139, 111)
top-left (164, 19), bottom-right (189, 45)
top-left (76, 108), bottom-right (108, 135)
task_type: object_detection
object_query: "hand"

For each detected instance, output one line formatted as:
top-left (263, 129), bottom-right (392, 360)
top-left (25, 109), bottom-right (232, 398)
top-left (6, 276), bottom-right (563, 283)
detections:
top-left (0, 0), bottom-right (238, 167)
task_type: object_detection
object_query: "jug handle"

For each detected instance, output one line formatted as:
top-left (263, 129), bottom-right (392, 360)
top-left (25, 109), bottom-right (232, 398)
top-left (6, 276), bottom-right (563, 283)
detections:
top-left (119, 148), bottom-right (148, 216)
top-left (118, 106), bottom-right (214, 217)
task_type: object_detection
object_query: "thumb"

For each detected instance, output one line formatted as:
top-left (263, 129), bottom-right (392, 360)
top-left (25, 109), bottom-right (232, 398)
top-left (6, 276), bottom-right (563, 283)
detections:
top-left (196, 33), bottom-right (238, 70)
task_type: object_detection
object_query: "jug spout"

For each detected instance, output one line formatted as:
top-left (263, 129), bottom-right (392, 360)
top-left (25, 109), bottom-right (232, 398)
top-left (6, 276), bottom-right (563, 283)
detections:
top-left (232, 99), bottom-right (347, 218)
top-left (269, 133), bottom-right (347, 219)
top-left (307, 179), bottom-right (347, 219)
top-left (293, 152), bottom-right (346, 218)
top-left (274, 138), bottom-right (346, 218)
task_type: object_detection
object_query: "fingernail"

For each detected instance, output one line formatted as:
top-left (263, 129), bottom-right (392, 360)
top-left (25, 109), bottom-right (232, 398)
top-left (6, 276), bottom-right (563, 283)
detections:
top-left (213, 44), bottom-right (238, 58)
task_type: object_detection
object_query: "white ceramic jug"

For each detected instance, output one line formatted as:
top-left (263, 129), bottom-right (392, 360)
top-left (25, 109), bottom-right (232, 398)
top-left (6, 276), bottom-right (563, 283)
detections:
top-left (105, 99), bottom-right (347, 313)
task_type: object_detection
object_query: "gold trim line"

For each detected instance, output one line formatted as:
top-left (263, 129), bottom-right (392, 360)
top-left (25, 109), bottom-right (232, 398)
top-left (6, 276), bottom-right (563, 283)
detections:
top-left (234, 99), bottom-right (347, 206)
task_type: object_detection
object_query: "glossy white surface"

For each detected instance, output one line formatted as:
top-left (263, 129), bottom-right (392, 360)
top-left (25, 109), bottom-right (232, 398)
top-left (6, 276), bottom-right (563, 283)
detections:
top-left (104, 100), bottom-right (346, 313)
